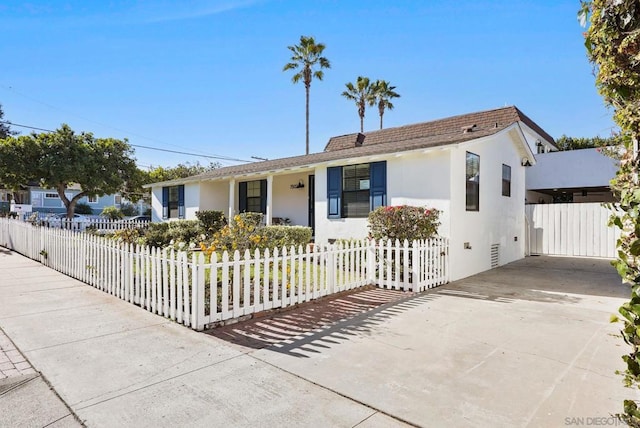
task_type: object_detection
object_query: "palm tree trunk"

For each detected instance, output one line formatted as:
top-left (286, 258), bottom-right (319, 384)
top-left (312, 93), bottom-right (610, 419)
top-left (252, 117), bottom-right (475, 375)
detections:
top-left (305, 84), bottom-right (310, 155)
top-left (379, 112), bottom-right (383, 130)
top-left (360, 115), bottom-right (364, 133)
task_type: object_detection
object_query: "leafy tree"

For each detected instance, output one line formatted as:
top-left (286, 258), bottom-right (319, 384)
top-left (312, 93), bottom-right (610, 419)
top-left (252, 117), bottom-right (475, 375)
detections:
top-left (342, 76), bottom-right (376, 133)
top-left (580, 1), bottom-right (640, 424)
top-left (0, 124), bottom-right (139, 219)
top-left (555, 134), bottom-right (620, 151)
top-left (372, 80), bottom-right (400, 130)
top-left (0, 104), bottom-right (18, 139)
top-left (283, 35), bottom-right (331, 155)
top-left (145, 161), bottom-right (220, 183)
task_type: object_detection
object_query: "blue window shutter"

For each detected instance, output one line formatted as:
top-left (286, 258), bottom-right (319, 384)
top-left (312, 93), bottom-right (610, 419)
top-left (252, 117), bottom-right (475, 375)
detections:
top-left (327, 166), bottom-right (342, 219)
top-left (162, 187), bottom-right (169, 219)
top-left (239, 182), bottom-right (247, 212)
top-left (178, 185), bottom-right (185, 219)
top-left (370, 161), bottom-right (387, 211)
top-left (259, 179), bottom-right (267, 214)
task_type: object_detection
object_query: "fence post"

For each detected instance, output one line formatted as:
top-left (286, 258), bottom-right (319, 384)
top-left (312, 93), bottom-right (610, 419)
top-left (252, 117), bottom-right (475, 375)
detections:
top-left (191, 252), bottom-right (205, 331)
top-left (411, 240), bottom-right (420, 292)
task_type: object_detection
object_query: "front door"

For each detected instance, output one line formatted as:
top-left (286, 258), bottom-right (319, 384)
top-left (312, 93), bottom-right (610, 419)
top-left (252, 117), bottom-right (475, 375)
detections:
top-left (308, 174), bottom-right (315, 237)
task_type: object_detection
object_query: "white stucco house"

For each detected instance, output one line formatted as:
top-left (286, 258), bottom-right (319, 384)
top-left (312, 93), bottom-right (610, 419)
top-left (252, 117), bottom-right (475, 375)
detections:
top-left (145, 106), bottom-right (557, 281)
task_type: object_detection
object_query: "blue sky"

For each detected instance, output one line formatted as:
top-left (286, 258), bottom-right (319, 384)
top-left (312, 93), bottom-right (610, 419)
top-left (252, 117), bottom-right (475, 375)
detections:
top-left (0, 1), bottom-right (614, 169)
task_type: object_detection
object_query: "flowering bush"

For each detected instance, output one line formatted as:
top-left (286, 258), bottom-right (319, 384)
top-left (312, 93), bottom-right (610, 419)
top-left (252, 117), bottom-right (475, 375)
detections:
top-left (368, 205), bottom-right (440, 242)
top-left (200, 213), bottom-right (312, 257)
top-left (201, 212), bottom-right (267, 255)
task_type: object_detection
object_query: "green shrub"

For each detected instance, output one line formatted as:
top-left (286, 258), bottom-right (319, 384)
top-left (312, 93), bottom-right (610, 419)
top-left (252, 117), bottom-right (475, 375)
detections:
top-left (263, 226), bottom-right (312, 249)
top-left (203, 213), bottom-right (264, 254)
top-left (101, 205), bottom-right (124, 220)
top-left (120, 203), bottom-right (138, 216)
top-left (195, 210), bottom-right (226, 236)
top-left (74, 202), bottom-right (94, 215)
top-left (142, 220), bottom-right (203, 249)
top-left (112, 228), bottom-right (143, 245)
top-left (368, 205), bottom-right (440, 242)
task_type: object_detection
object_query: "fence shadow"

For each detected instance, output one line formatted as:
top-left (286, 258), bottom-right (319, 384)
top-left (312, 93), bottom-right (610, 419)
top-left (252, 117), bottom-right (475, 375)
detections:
top-left (205, 286), bottom-right (439, 357)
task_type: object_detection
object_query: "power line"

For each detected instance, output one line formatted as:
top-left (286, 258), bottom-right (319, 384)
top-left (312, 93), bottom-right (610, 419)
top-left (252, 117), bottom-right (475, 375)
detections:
top-left (0, 121), bottom-right (254, 163)
top-left (1, 84), bottom-right (235, 160)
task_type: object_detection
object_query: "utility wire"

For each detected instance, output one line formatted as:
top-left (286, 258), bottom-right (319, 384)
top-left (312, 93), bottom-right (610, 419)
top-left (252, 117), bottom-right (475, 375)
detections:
top-left (1, 84), bottom-right (235, 160)
top-left (0, 121), bottom-right (254, 163)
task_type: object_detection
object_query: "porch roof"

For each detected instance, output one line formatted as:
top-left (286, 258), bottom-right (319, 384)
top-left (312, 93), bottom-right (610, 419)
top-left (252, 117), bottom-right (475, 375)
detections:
top-left (145, 105), bottom-right (552, 188)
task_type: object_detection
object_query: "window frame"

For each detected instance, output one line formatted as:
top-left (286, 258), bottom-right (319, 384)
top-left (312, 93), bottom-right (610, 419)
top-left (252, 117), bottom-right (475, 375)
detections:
top-left (502, 164), bottom-right (511, 197)
top-left (87, 195), bottom-right (98, 204)
top-left (465, 152), bottom-right (480, 212)
top-left (162, 185), bottom-right (185, 219)
top-left (44, 193), bottom-right (60, 199)
top-left (239, 179), bottom-right (267, 215)
top-left (327, 161), bottom-right (386, 219)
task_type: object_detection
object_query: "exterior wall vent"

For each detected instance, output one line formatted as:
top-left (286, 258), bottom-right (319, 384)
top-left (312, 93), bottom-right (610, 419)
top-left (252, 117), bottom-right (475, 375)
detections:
top-left (355, 133), bottom-right (366, 147)
top-left (490, 244), bottom-right (500, 268)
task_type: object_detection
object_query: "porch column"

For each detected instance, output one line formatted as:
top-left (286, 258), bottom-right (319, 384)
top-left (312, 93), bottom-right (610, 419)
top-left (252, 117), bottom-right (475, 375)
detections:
top-left (228, 179), bottom-right (235, 221)
top-left (266, 174), bottom-right (273, 225)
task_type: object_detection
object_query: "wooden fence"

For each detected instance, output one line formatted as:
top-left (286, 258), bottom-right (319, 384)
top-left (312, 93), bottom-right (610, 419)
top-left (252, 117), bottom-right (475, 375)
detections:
top-left (525, 203), bottom-right (620, 258)
top-left (0, 218), bottom-right (449, 330)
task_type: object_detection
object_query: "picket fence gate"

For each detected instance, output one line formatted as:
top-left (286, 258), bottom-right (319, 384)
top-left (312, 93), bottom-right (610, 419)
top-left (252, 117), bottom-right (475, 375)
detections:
top-left (0, 218), bottom-right (449, 330)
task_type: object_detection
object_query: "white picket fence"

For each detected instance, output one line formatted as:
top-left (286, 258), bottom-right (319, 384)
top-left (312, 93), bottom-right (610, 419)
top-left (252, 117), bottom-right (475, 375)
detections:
top-left (0, 218), bottom-right (449, 330)
top-left (525, 203), bottom-right (621, 258)
top-left (16, 213), bottom-right (149, 232)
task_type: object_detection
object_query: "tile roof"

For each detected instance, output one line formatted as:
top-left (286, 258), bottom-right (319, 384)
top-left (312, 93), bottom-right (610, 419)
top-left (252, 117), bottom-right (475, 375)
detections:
top-left (325, 106), bottom-right (555, 151)
top-left (152, 106), bottom-right (553, 186)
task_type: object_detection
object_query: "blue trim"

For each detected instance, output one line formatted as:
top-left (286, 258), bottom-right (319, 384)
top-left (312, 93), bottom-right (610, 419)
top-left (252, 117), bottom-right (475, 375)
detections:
top-left (327, 166), bottom-right (342, 219)
top-left (369, 161), bottom-right (387, 211)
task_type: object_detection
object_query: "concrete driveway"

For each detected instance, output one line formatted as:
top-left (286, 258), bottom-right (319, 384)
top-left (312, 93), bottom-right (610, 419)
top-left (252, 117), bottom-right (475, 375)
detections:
top-left (1, 250), bottom-right (634, 427)
top-left (210, 256), bottom-right (634, 427)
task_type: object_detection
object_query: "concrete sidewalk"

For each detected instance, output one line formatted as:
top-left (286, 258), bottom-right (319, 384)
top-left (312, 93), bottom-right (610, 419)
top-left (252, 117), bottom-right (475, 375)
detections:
top-left (0, 248), bottom-right (405, 427)
top-left (0, 247), bottom-right (635, 427)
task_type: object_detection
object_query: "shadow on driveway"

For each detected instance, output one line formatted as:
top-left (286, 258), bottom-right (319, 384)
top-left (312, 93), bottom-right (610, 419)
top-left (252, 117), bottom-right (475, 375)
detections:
top-left (205, 255), bottom-right (630, 357)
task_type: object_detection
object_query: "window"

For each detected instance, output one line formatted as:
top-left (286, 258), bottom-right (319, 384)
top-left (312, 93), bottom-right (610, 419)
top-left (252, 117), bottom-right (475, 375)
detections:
top-left (162, 185), bottom-right (185, 219)
top-left (88, 195), bottom-right (98, 203)
top-left (342, 164), bottom-right (370, 217)
top-left (239, 180), bottom-right (266, 214)
top-left (502, 164), bottom-right (511, 197)
top-left (327, 161), bottom-right (386, 219)
top-left (466, 152), bottom-right (480, 211)
top-left (114, 195), bottom-right (122, 205)
top-left (45, 193), bottom-right (59, 199)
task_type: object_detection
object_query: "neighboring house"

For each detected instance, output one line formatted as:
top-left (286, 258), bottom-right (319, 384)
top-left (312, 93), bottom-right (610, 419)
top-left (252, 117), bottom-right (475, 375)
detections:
top-left (525, 147), bottom-right (618, 204)
top-left (1, 185), bottom-right (126, 216)
top-left (146, 106), bottom-right (556, 281)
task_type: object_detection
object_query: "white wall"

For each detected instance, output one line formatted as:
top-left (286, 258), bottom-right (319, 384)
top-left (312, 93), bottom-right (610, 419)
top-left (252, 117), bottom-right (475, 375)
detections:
top-left (448, 132), bottom-right (526, 281)
top-left (200, 181), bottom-right (229, 213)
top-left (184, 183), bottom-right (200, 220)
top-left (151, 187), bottom-right (162, 222)
top-left (314, 150), bottom-right (454, 243)
top-left (527, 148), bottom-right (618, 190)
top-left (272, 172), bottom-right (309, 226)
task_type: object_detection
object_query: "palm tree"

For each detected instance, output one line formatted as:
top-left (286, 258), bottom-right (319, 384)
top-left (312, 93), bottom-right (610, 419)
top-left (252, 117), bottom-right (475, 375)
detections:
top-left (372, 80), bottom-right (400, 130)
top-left (341, 76), bottom-right (375, 133)
top-left (283, 36), bottom-right (331, 155)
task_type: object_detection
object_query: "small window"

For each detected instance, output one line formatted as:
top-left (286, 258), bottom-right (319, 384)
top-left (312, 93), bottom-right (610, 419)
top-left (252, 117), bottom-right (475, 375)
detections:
top-left (342, 163), bottom-right (370, 218)
top-left (88, 195), bottom-right (98, 203)
top-left (502, 164), bottom-right (511, 197)
top-left (162, 186), bottom-right (184, 219)
top-left (239, 180), bottom-right (266, 214)
top-left (246, 180), bottom-right (262, 213)
top-left (466, 152), bottom-right (480, 211)
top-left (114, 195), bottom-right (122, 205)
top-left (45, 193), bottom-right (59, 199)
